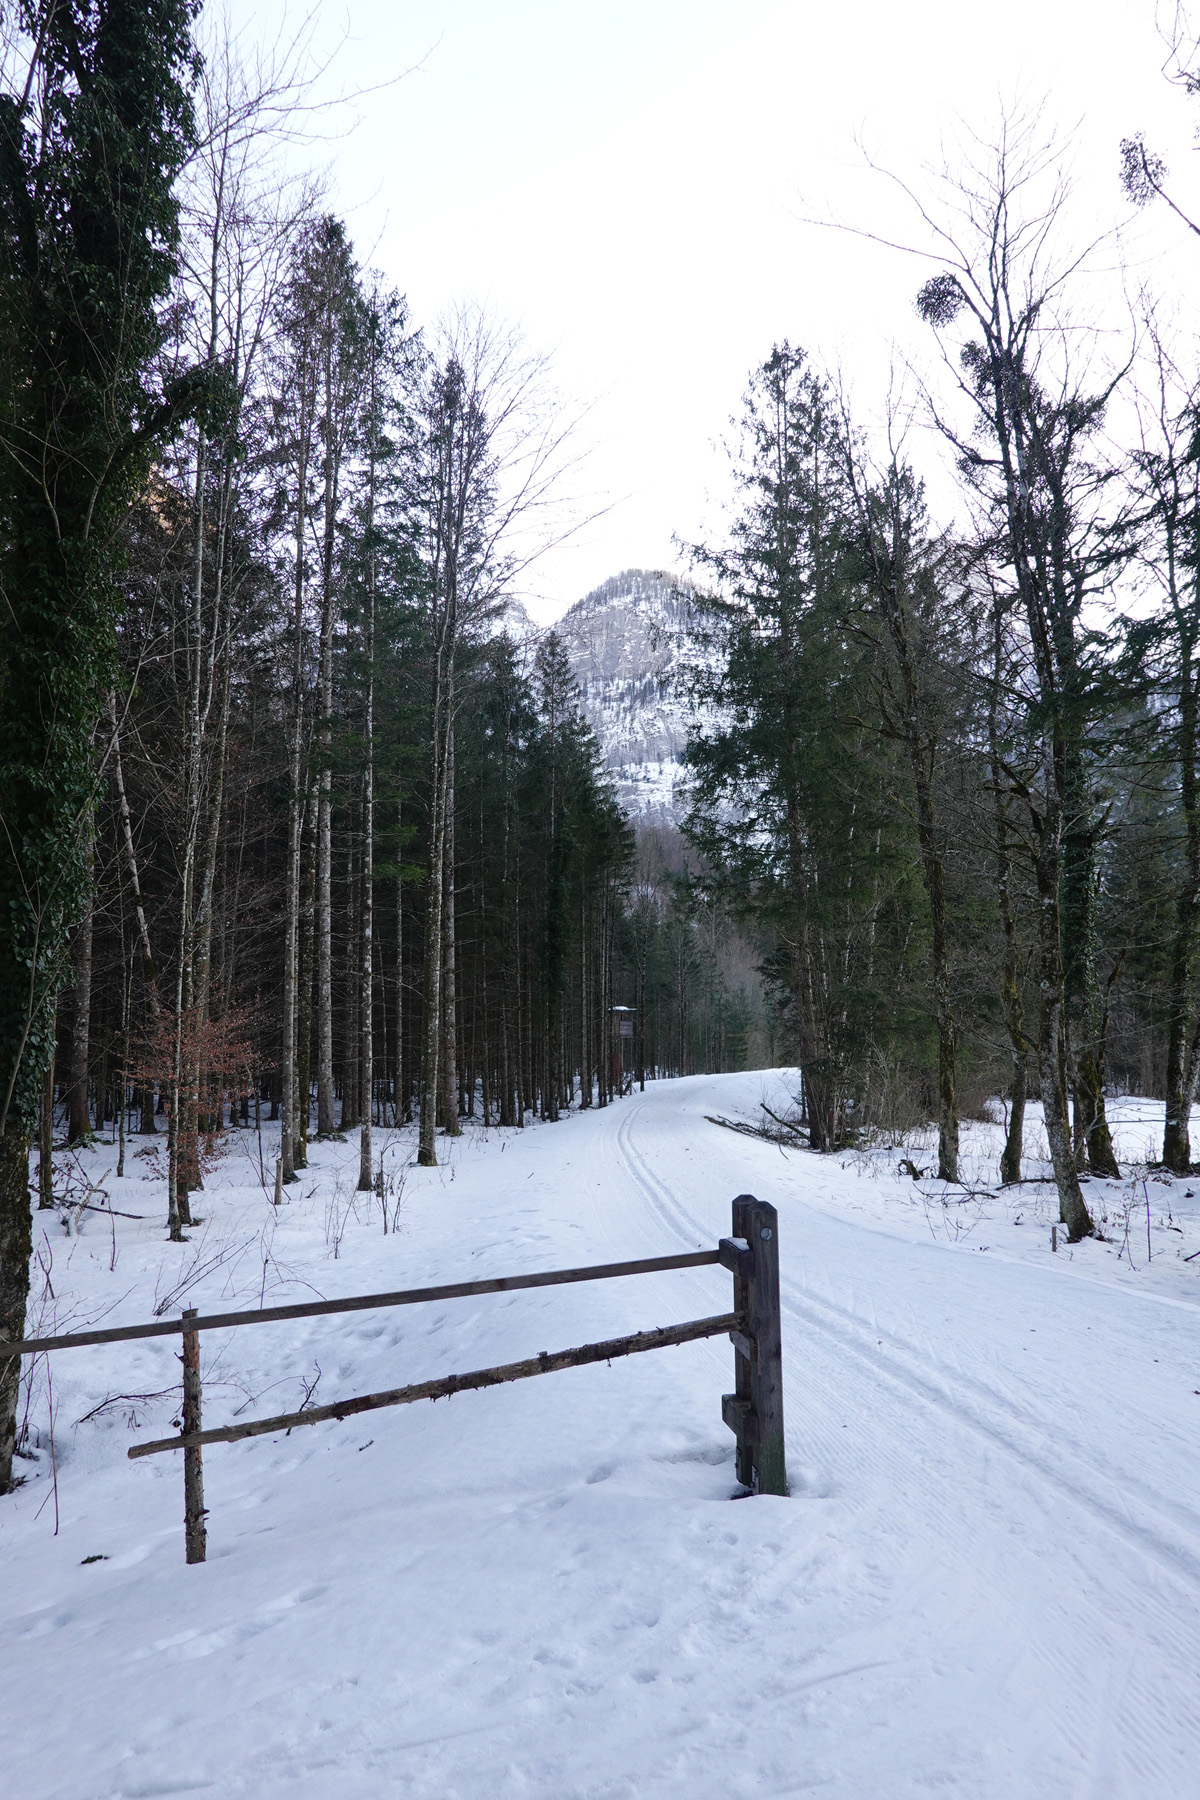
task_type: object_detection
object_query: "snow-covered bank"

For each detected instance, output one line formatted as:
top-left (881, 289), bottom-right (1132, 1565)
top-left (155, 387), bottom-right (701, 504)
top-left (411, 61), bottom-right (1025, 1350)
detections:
top-left (5, 1074), bottom-right (1200, 1798)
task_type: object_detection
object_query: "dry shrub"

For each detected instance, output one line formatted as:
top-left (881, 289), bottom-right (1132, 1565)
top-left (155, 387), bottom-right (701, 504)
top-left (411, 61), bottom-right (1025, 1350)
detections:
top-left (854, 1052), bottom-right (931, 1142)
top-left (129, 1004), bottom-right (258, 1129)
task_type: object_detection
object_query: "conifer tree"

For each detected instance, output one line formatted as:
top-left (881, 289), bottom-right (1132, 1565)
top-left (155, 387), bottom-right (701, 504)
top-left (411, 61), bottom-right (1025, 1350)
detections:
top-left (686, 346), bottom-right (912, 1147)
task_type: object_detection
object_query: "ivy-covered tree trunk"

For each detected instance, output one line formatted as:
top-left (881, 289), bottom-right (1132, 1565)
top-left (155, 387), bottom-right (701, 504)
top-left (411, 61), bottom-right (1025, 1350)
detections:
top-left (0, 1128), bottom-right (32, 1486)
top-left (67, 825), bottom-right (95, 1144)
top-left (0, 0), bottom-right (199, 1492)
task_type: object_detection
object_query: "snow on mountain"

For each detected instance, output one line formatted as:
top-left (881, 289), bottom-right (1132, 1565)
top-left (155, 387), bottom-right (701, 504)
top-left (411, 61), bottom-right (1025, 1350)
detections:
top-left (554, 569), bottom-right (712, 824)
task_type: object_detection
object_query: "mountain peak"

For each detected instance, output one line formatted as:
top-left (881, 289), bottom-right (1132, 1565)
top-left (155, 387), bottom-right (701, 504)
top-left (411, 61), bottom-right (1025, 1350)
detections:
top-left (556, 569), bottom-right (701, 824)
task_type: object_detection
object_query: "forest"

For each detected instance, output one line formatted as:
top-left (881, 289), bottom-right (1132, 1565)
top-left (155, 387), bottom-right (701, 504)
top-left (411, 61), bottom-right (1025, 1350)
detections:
top-left (3, 0), bottom-right (1200, 1502)
top-left (0, 3), bottom-right (747, 1494)
top-left (680, 136), bottom-right (1200, 1250)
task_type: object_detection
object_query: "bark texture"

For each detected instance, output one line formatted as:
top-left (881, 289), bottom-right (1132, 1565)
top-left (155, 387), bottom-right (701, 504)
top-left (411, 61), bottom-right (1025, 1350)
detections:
top-left (0, 1128), bottom-right (32, 1494)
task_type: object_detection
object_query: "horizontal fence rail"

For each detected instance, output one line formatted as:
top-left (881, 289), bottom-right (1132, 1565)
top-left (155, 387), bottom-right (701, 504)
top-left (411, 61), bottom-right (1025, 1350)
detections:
top-left (2, 1249), bottom-right (723, 1357)
top-left (129, 1312), bottom-right (743, 1458)
top-left (4, 1197), bottom-right (786, 1563)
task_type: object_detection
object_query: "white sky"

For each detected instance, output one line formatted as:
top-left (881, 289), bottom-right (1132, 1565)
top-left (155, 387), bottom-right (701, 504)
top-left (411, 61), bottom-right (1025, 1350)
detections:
top-left (233, 0), bottom-right (1200, 621)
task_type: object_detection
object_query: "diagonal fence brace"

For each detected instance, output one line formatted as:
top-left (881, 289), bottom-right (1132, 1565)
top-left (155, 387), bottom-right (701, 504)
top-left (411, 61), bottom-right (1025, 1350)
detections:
top-left (130, 1311), bottom-right (742, 1459)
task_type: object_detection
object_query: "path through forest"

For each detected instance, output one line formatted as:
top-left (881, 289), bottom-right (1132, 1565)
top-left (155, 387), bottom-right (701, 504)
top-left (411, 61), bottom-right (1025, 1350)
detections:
top-left (4, 1073), bottom-right (1200, 1798)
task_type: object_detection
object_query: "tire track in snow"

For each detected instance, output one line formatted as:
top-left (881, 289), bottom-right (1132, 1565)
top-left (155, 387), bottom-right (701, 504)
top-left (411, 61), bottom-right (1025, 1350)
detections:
top-left (608, 1092), bottom-right (1200, 1600)
top-left (583, 1085), bottom-right (1200, 1795)
top-left (609, 1087), bottom-right (1200, 1792)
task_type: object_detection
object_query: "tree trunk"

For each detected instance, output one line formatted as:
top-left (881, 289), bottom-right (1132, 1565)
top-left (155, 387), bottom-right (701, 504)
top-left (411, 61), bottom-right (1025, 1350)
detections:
top-left (343, 827), bottom-right (361, 1130)
top-left (358, 369), bottom-right (377, 1187)
top-left (184, 456), bottom-right (235, 1193)
top-left (989, 612), bottom-right (1029, 1186)
top-left (441, 722), bottom-right (460, 1139)
top-left (281, 291), bottom-right (317, 1181)
top-left (280, 651), bottom-right (306, 1187)
top-left (395, 797), bottom-right (406, 1123)
top-left (95, 1040), bottom-right (108, 1141)
top-left (167, 417), bottom-right (213, 1236)
top-left (358, 768), bottom-right (374, 1189)
top-left (38, 1051), bottom-right (54, 1210)
top-left (1062, 785), bottom-right (1120, 1181)
top-left (109, 695), bottom-right (167, 1169)
top-left (1075, 1046), bottom-right (1119, 1179)
top-left (66, 838), bottom-right (94, 1144)
top-left (919, 793), bottom-right (958, 1183)
top-left (0, 1126), bottom-right (32, 1494)
top-left (978, 319), bottom-right (1094, 1236)
top-left (315, 753), bottom-right (335, 1137)
top-left (1164, 660), bottom-right (1200, 1170)
top-left (315, 334), bottom-right (338, 1139)
top-left (296, 779), bottom-right (319, 1166)
top-left (418, 664), bottom-right (449, 1167)
top-left (117, 954), bottom-right (130, 1178)
top-left (1034, 757), bottom-right (1093, 1240)
top-left (166, 933), bottom-right (188, 1240)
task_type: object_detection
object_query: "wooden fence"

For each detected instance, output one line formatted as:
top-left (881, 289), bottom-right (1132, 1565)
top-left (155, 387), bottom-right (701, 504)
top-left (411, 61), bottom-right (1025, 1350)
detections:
top-left (6, 1193), bottom-right (786, 1562)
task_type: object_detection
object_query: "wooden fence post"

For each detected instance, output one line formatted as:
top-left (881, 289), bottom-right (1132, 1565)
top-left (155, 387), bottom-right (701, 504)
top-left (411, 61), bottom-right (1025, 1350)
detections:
top-left (182, 1308), bottom-right (207, 1563)
top-left (721, 1193), bottom-right (787, 1496)
top-left (721, 1196), bottom-right (754, 1487)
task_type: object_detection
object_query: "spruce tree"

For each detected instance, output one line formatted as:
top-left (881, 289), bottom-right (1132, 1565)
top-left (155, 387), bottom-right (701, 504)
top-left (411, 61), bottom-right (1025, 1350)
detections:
top-left (686, 345), bottom-right (910, 1146)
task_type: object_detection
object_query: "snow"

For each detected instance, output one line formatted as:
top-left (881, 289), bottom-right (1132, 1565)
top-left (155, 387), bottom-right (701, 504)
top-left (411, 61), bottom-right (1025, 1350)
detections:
top-left (556, 570), bottom-right (716, 824)
top-left (5, 1076), bottom-right (1200, 1798)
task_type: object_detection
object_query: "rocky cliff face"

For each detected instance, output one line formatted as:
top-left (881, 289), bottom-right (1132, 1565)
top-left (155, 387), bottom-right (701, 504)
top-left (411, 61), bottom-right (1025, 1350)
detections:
top-left (555, 569), bottom-right (710, 824)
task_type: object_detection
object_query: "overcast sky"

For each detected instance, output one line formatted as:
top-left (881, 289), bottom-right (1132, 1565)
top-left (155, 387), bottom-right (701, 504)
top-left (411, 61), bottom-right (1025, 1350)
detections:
top-left (233, 0), bottom-right (1200, 621)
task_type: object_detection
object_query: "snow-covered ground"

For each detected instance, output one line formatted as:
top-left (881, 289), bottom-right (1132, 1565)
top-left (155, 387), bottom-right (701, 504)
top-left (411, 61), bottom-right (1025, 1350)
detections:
top-left (5, 1075), bottom-right (1200, 1799)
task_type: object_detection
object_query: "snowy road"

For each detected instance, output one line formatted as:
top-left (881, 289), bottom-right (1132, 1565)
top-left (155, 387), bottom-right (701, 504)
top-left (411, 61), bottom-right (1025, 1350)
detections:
top-left (5, 1071), bottom-right (1200, 1797)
